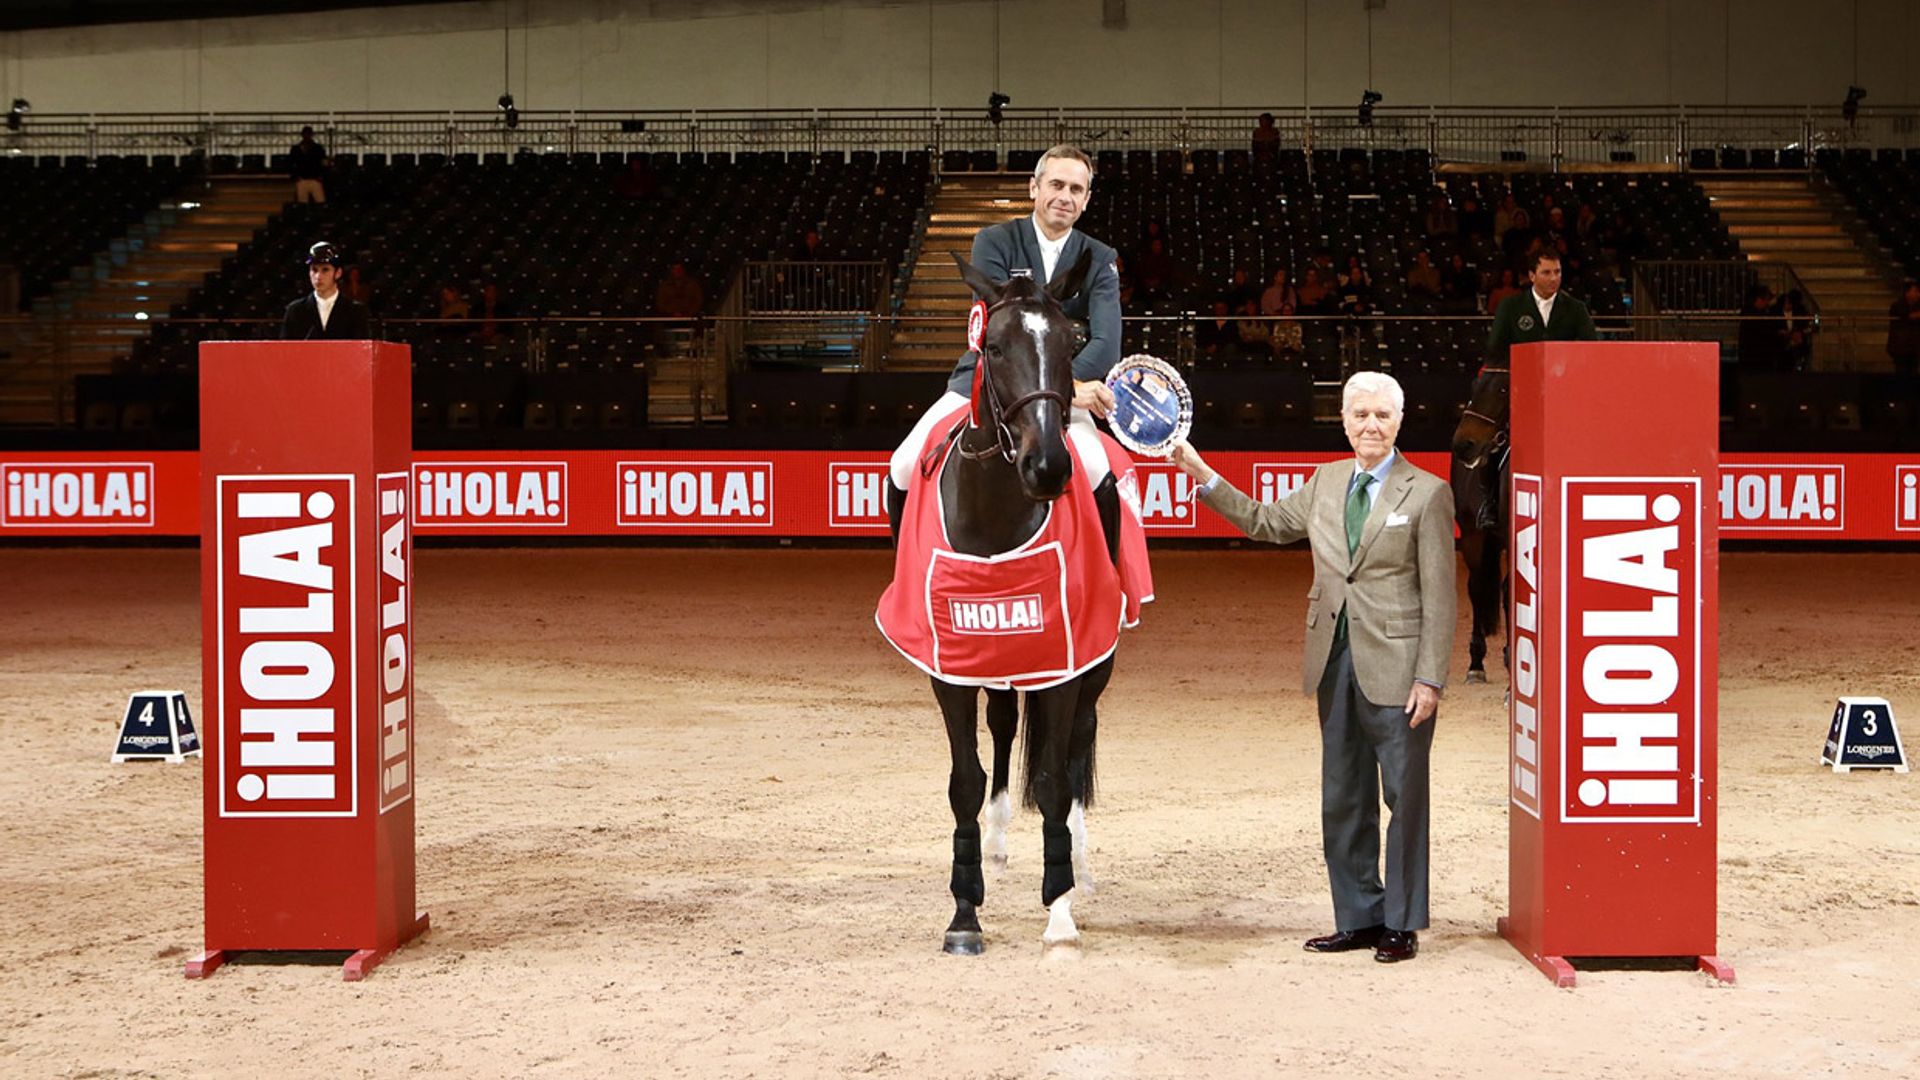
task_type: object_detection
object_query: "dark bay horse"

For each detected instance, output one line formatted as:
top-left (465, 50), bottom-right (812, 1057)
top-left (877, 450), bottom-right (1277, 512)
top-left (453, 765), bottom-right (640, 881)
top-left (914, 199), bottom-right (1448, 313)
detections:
top-left (1451, 365), bottom-right (1510, 682)
top-left (886, 249), bottom-right (1123, 955)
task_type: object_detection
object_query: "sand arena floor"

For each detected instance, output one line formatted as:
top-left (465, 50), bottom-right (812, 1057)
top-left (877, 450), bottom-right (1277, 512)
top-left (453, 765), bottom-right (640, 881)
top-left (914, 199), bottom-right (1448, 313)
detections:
top-left (1, 546), bottom-right (1917, 1079)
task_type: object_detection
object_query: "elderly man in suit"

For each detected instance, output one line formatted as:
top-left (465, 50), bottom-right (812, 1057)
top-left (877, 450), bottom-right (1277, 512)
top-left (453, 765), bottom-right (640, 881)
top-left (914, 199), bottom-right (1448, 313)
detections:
top-left (1171, 371), bottom-right (1456, 964)
top-left (887, 144), bottom-right (1123, 492)
top-left (1486, 248), bottom-right (1596, 365)
top-left (282, 241), bottom-right (372, 341)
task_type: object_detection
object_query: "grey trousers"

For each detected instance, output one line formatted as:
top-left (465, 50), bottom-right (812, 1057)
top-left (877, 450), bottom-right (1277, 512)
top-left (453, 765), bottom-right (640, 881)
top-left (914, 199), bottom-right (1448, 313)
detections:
top-left (1316, 637), bottom-right (1434, 933)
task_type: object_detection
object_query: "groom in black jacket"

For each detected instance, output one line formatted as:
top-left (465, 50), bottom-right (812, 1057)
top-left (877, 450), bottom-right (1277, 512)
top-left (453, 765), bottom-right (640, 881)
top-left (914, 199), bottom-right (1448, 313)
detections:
top-left (282, 241), bottom-right (373, 340)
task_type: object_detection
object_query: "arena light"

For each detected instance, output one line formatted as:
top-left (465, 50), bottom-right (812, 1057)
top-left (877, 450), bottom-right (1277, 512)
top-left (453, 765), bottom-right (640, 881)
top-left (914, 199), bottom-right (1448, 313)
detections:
top-left (987, 91), bottom-right (1010, 126)
top-left (497, 93), bottom-right (519, 130)
top-left (1843, 85), bottom-right (1866, 124)
top-left (1358, 89), bottom-right (1382, 128)
top-left (6, 98), bottom-right (28, 132)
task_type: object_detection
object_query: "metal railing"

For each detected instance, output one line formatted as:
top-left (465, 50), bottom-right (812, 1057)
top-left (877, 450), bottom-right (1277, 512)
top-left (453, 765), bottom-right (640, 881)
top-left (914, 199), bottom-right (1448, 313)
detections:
top-left (8, 106), bottom-right (1920, 170)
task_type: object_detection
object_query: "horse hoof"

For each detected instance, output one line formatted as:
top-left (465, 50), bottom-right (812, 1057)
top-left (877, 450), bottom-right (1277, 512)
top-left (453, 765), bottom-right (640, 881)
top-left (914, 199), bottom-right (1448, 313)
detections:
top-left (943, 931), bottom-right (984, 956)
top-left (1465, 669), bottom-right (1488, 684)
top-left (1041, 937), bottom-right (1083, 959)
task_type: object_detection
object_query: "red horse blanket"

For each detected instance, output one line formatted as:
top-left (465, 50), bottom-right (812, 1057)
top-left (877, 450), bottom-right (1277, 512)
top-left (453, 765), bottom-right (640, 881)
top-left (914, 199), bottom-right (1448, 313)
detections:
top-left (875, 421), bottom-right (1153, 690)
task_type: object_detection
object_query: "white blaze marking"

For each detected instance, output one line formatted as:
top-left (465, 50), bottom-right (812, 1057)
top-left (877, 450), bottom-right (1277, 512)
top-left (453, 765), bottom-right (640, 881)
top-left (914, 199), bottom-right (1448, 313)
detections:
top-left (1021, 310), bottom-right (1052, 365)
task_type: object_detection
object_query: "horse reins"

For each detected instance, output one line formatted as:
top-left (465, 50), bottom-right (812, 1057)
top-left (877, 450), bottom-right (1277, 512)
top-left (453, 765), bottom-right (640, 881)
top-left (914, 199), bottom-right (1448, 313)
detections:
top-left (921, 297), bottom-right (1071, 477)
top-left (1456, 364), bottom-right (1510, 472)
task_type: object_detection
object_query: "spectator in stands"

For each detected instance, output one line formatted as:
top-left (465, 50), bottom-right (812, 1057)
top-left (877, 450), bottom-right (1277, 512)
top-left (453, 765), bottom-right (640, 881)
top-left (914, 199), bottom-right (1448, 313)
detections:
top-left (1486, 249), bottom-right (1596, 366)
top-left (655, 261), bottom-right (705, 322)
top-left (1252, 112), bottom-right (1281, 161)
top-left (342, 265), bottom-right (373, 306)
top-left (1493, 194), bottom-right (1528, 245)
top-left (1270, 292), bottom-right (1305, 356)
top-left (1542, 206), bottom-right (1570, 251)
top-left (791, 229), bottom-right (829, 261)
top-left (1235, 297), bottom-right (1275, 359)
top-left (1575, 203), bottom-right (1599, 245)
top-left (1197, 299), bottom-right (1238, 360)
top-left (1405, 251), bottom-right (1442, 297)
top-left (1886, 281), bottom-right (1920, 377)
top-left (1458, 195), bottom-right (1493, 240)
top-left (282, 241), bottom-right (371, 340)
top-left (477, 281), bottom-right (507, 344)
top-left (1778, 289), bottom-right (1813, 371)
top-left (615, 156), bottom-right (658, 200)
top-left (436, 283), bottom-right (470, 338)
top-left (1260, 268), bottom-right (1298, 316)
top-left (1225, 265), bottom-right (1259, 310)
top-left (1441, 254), bottom-right (1480, 311)
top-left (1485, 268), bottom-right (1522, 314)
top-left (886, 143), bottom-right (1121, 496)
top-left (437, 283), bottom-right (470, 321)
top-left (1298, 266), bottom-right (1332, 313)
top-left (289, 126), bottom-right (329, 204)
top-left (1737, 285), bottom-right (1785, 371)
top-left (1136, 236), bottom-right (1177, 293)
top-left (1424, 195), bottom-right (1457, 239)
top-left (1337, 257), bottom-right (1374, 313)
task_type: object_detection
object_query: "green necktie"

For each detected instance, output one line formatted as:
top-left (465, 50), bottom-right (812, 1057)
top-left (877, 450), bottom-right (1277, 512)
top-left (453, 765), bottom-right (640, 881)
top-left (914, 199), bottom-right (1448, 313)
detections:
top-left (1335, 472), bottom-right (1373, 642)
top-left (1345, 472), bottom-right (1374, 555)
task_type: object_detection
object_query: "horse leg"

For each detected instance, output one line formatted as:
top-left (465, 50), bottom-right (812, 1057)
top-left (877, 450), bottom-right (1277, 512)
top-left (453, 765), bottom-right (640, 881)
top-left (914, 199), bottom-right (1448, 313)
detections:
top-left (1065, 656), bottom-right (1113, 896)
top-left (1462, 531), bottom-right (1489, 682)
top-left (983, 688), bottom-right (1017, 873)
top-left (931, 677), bottom-right (988, 955)
top-left (1023, 679), bottom-right (1085, 950)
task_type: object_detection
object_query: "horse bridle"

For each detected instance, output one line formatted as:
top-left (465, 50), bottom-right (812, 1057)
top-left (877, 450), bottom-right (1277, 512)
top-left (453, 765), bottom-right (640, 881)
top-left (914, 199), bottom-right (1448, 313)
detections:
top-left (924, 297), bottom-right (1072, 475)
top-left (1455, 364), bottom-right (1510, 472)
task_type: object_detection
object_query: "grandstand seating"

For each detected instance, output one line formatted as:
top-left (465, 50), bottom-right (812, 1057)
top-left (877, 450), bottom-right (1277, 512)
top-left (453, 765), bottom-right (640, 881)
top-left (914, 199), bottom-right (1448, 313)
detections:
top-left (0, 155), bottom-right (183, 310)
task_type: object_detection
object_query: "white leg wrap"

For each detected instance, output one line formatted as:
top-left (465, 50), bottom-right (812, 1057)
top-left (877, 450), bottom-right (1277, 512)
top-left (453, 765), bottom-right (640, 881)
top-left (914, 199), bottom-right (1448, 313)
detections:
top-left (983, 790), bottom-right (1012, 872)
top-left (1067, 799), bottom-right (1095, 895)
top-left (1042, 892), bottom-right (1080, 947)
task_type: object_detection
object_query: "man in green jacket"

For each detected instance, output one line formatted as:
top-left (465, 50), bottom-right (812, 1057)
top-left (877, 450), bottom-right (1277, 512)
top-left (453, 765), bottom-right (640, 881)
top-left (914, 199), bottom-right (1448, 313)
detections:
top-left (1486, 248), bottom-right (1596, 365)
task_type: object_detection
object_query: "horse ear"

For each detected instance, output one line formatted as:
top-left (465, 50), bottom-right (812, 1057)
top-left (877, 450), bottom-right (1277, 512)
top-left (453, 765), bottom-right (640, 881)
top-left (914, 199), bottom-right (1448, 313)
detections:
top-left (1046, 248), bottom-right (1095, 304)
top-left (951, 252), bottom-right (1003, 303)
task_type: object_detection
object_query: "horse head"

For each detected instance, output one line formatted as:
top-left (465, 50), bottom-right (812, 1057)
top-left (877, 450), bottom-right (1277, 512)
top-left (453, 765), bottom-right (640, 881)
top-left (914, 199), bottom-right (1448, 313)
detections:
top-left (951, 249), bottom-right (1093, 501)
top-left (1451, 366), bottom-right (1510, 473)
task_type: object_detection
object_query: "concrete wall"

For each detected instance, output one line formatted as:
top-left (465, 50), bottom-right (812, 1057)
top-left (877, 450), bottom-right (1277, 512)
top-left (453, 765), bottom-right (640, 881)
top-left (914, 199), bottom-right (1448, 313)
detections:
top-left (0, 0), bottom-right (1911, 115)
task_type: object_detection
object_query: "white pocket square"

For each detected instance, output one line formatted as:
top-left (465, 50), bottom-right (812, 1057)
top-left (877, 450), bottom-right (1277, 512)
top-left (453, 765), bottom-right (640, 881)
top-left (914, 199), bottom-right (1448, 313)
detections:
top-left (1386, 512), bottom-right (1410, 527)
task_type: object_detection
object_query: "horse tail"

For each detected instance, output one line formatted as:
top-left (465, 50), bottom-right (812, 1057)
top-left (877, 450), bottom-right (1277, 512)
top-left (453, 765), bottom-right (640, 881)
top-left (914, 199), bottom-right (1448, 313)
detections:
top-left (1016, 702), bottom-right (1099, 812)
top-left (1020, 693), bottom-right (1043, 812)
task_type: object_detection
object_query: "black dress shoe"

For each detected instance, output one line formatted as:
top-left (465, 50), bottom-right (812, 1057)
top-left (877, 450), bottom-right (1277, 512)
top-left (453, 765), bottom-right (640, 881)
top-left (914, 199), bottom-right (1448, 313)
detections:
top-left (1303, 925), bottom-right (1384, 953)
top-left (1373, 929), bottom-right (1419, 963)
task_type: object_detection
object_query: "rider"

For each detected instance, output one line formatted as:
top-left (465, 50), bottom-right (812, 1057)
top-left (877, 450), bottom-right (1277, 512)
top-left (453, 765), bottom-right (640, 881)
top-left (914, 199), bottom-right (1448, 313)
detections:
top-left (887, 144), bottom-right (1123, 497)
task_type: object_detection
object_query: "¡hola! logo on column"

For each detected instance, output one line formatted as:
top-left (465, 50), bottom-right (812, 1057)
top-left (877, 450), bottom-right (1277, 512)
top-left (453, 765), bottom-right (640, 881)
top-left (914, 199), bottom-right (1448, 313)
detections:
top-left (1, 462), bottom-right (156, 528)
top-left (1560, 477), bottom-right (1702, 825)
top-left (216, 474), bottom-right (358, 819)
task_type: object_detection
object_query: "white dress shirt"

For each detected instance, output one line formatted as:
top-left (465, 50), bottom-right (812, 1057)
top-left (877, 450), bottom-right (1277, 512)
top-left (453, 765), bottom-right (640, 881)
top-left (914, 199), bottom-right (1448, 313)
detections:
top-left (315, 290), bottom-right (338, 330)
top-left (1031, 213), bottom-right (1069, 283)
top-left (1532, 287), bottom-right (1556, 327)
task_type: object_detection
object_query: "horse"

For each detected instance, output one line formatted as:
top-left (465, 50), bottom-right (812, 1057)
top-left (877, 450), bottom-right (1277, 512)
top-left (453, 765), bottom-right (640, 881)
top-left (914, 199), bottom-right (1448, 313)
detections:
top-left (1450, 364), bottom-right (1510, 683)
top-left (878, 249), bottom-right (1142, 956)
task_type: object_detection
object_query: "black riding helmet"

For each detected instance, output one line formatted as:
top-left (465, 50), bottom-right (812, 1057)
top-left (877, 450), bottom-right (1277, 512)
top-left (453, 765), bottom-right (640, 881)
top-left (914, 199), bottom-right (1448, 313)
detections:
top-left (306, 241), bottom-right (343, 268)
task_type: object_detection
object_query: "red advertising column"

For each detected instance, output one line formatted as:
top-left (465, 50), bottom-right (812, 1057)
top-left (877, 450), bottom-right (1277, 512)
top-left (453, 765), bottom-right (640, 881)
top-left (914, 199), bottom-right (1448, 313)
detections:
top-left (1499, 341), bottom-right (1733, 987)
top-left (188, 341), bottom-right (426, 981)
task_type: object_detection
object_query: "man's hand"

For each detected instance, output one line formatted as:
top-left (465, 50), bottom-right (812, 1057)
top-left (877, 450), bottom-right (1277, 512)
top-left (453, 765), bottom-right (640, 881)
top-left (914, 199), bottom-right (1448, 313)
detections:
top-left (1073, 379), bottom-right (1114, 418)
top-left (1404, 683), bottom-right (1440, 728)
top-left (1169, 439), bottom-right (1216, 486)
